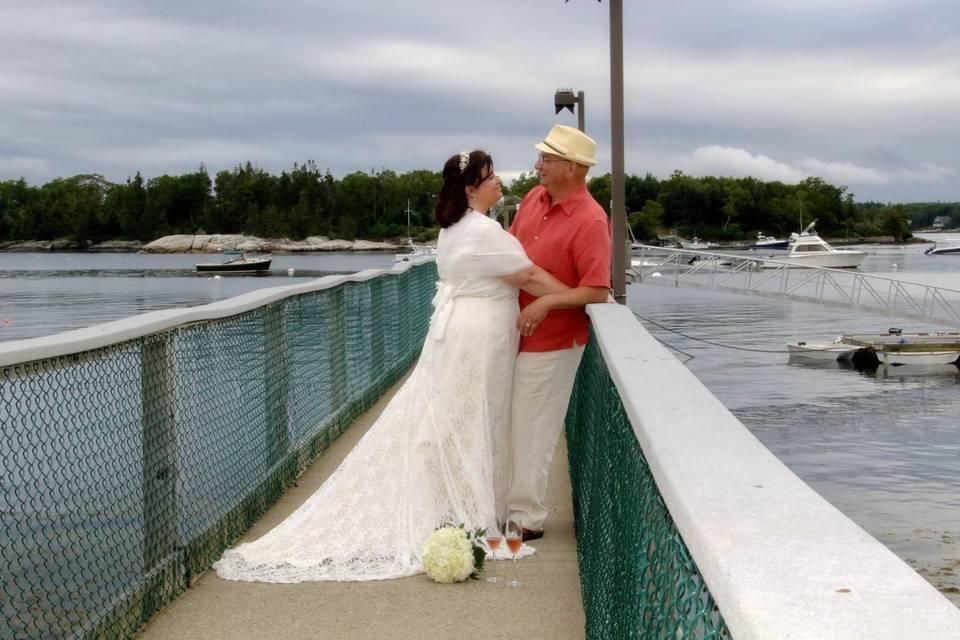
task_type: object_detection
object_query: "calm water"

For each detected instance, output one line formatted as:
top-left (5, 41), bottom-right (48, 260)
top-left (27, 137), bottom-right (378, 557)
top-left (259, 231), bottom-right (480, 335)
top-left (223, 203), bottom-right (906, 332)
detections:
top-left (0, 251), bottom-right (397, 342)
top-left (1, 237), bottom-right (959, 602)
top-left (628, 233), bottom-right (960, 602)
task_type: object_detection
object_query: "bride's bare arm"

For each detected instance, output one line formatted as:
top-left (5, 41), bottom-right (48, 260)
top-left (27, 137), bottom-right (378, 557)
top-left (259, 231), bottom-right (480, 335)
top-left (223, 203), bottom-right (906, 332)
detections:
top-left (499, 265), bottom-right (570, 297)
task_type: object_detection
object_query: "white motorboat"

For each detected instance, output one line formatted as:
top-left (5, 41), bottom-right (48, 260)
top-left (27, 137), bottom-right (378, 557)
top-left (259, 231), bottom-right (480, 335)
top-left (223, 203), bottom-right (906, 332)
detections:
top-left (759, 221), bottom-right (866, 269)
top-left (787, 337), bottom-right (858, 361)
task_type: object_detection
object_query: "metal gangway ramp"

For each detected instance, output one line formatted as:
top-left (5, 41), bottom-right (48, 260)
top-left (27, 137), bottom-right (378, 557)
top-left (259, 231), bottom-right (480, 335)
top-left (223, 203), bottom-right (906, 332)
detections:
top-left (630, 244), bottom-right (960, 327)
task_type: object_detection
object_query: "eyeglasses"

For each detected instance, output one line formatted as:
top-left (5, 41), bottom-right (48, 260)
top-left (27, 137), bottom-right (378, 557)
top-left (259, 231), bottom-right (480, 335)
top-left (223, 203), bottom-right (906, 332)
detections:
top-left (538, 153), bottom-right (569, 165)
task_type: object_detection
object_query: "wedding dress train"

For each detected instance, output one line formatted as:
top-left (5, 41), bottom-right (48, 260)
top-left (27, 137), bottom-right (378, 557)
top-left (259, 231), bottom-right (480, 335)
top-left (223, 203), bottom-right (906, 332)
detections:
top-left (213, 210), bottom-right (532, 582)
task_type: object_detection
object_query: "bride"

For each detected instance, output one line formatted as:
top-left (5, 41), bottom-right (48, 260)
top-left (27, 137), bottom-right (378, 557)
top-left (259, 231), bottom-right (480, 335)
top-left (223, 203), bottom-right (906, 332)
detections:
top-left (213, 150), bottom-right (568, 582)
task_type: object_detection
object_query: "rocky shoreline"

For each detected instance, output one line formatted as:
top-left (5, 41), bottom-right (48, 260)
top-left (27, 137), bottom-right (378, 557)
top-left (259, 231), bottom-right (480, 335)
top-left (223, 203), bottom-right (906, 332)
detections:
top-left (0, 233), bottom-right (930, 253)
top-left (0, 234), bottom-right (405, 253)
top-left (0, 239), bottom-right (146, 252)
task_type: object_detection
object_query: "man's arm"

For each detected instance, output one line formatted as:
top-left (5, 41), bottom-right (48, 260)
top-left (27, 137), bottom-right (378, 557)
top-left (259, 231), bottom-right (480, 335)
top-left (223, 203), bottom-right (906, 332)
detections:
top-left (517, 286), bottom-right (610, 335)
top-left (517, 213), bottom-right (612, 335)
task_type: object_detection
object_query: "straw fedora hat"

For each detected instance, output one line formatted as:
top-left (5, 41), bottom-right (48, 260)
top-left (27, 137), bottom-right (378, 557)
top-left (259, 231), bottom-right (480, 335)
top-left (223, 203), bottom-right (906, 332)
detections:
top-left (534, 124), bottom-right (598, 167)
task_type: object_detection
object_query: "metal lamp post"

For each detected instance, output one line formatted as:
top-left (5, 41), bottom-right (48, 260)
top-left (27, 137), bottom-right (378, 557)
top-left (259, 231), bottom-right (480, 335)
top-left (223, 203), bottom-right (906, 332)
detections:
top-left (554, 88), bottom-right (585, 133)
top-left (609, 0), bottom-right (626, 303)
top-left (565, 0), bottom-right (626, 303)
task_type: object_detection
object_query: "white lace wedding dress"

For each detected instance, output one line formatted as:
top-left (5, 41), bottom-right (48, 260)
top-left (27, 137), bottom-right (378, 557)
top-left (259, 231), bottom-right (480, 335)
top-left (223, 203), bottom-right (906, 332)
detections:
top-left (213, 210), bottom-right (533, 582)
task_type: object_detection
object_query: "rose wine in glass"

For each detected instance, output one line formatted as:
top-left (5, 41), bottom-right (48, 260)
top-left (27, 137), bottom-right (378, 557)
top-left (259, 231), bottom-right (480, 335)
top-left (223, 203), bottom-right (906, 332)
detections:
top-left (505, 517), bottom-right (523, 587)
top-left (484, 520), bottom-right (503, 583)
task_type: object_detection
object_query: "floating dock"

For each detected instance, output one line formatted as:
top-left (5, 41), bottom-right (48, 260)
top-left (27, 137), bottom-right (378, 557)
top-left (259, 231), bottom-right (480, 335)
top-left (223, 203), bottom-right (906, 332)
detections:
top-left (844, 331), bottom-right (960, 366)
top-left (788, 330), bottom-right (960, 368)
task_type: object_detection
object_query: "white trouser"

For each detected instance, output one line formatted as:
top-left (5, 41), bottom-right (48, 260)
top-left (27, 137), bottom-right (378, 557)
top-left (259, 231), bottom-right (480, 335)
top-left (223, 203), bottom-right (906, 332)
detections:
top-left (505, 343), bottom-right (585, 531)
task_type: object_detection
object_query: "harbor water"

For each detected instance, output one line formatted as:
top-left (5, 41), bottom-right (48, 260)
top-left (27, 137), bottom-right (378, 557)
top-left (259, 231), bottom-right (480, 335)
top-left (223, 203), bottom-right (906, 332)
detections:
top-left (1, 238), bottom-right (958, 604)
top-left (0, 252), bottom-right (398, 342)
top-left (627, 235), bottom-right (960, 603)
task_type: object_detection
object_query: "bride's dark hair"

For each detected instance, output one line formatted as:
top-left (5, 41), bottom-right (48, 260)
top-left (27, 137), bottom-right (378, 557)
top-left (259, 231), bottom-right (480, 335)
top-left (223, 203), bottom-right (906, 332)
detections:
top-left (434, 150), bottom-right (494, 228)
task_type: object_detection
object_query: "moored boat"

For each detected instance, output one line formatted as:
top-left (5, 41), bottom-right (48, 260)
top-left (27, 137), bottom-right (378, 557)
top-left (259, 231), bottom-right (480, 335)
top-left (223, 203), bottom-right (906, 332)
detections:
top-left (681, 236), bottom-right (715, 250)
top-left (750, 232), bottom-right (789, 250)
top-left (393, 241), bottom-right (437, 262)
top-left (393, 199), bottom-right (438, 262)
top-left (788, 329), bottom-right (960, 368)
top-left (843, 331), bottom-right (960, 366)
top-left (924, 243), bottom-right (960, 256)
top-left (195, 252), bottom-right (272, 274)
top-left (759, 221), bottom-right (866, 269)
top-left (786, 338), bottom-right (857, 361)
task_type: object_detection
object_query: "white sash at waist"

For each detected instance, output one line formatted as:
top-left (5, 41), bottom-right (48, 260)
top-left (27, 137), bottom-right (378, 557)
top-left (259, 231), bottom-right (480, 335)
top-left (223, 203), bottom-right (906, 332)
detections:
top-left (429, 281), bottom-right (515, 341)
top-left (429, 281), bottom-right (457, 341)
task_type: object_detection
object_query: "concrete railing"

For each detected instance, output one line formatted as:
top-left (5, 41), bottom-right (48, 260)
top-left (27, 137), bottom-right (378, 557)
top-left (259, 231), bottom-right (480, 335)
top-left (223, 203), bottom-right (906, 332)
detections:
top-left (577, 303), bottom-right (960, 639)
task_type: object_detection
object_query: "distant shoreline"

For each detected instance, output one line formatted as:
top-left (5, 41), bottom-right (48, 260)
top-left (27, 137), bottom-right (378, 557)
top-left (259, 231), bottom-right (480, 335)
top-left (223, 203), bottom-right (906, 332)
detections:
top-left (663, 235), bottom-right (932, 249)
top-left (0, 232), bottom-right (939, 254)
top-left (0, 234), bottom-right (408, 254)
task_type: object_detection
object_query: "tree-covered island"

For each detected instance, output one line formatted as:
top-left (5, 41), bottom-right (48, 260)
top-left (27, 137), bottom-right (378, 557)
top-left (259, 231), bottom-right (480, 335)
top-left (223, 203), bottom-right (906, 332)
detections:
top-left (2, 161), bottom-right (957, 250)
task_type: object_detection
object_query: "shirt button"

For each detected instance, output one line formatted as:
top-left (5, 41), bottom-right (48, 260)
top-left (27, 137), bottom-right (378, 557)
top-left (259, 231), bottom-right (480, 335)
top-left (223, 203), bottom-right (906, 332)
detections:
top-left (543, 215), bottom-right (548, 220)
top-left (533, 235), bottom-right (538, 240)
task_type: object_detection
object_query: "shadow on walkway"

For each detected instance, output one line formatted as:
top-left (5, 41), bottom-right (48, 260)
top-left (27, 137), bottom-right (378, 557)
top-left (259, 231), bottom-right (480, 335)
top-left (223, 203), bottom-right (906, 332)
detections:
top-left (138, 371), bottom-right (585, 639)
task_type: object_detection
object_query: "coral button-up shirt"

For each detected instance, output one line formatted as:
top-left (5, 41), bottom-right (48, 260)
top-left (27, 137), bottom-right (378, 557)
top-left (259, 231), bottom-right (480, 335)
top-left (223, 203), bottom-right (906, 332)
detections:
top-left (509, 184), bottom-right (611, 352)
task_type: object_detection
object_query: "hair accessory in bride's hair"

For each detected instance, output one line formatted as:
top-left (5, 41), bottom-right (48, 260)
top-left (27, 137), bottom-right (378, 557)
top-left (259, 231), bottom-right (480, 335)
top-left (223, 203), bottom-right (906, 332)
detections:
top-left (458, 151), bottom-right (469, 173)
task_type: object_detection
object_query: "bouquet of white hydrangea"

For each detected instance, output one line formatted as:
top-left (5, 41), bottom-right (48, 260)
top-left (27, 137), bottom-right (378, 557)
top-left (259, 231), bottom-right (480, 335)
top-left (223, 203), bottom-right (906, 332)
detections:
top-left (422, 523), bottom-right (486, 583)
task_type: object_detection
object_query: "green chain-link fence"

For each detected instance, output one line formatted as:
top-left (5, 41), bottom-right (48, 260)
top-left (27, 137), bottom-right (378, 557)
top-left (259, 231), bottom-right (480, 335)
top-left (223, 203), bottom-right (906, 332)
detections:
top-left (565, 331), bottom-right (730, 640)
top-left (1, 263), bottom-right (437, 640)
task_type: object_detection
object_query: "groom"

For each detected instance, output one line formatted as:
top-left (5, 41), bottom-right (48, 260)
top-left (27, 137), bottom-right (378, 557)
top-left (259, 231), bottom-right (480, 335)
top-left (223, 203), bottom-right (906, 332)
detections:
top-left (506, 124), bottom-right (612, 540)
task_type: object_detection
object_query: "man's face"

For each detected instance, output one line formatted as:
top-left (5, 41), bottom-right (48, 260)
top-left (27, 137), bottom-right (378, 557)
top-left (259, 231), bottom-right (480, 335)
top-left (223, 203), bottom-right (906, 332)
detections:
top-left (535, 153), bottom-right (575, 192)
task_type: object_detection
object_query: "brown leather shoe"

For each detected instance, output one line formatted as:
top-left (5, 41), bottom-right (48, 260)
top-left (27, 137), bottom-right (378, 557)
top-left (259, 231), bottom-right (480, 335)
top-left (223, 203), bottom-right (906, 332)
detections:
top-left (521, 528), bottom-right (543, 541)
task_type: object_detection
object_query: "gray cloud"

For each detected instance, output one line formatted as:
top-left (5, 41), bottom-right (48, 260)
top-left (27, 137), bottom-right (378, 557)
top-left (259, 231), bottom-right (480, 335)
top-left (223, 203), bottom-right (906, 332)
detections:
top-left (1, 0), bottom-right (957, 202)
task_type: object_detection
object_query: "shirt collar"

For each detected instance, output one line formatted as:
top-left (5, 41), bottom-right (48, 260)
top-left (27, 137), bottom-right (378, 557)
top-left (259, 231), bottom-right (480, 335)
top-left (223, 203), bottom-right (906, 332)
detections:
top-left (537, 184), bottom-right (590, 216)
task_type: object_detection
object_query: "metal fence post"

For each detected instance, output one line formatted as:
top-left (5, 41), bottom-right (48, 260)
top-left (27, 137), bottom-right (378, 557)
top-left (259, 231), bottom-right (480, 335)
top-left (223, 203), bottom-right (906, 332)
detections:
top-left (263, 303), bottom-right (290, 468)
top-left (141, 335), bottom-right (179, 572)
top-left (329, 287), bottom-right (348, 424)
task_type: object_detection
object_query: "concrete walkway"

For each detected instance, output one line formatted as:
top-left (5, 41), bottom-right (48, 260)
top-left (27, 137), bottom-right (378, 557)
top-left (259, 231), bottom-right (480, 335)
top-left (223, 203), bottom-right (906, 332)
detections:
top-left (138, 372), bottom-right (586, 639)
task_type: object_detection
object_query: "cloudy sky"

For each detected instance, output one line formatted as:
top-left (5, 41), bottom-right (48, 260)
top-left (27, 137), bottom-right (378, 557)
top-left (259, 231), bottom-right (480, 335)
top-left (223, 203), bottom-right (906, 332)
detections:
top-left (1, 0), bottom-right (957, 203)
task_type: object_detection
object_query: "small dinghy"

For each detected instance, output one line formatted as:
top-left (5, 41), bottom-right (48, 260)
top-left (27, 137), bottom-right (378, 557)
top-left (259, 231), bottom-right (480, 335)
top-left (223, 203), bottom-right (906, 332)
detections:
top-left (787, 337), bottom-right (858, 361)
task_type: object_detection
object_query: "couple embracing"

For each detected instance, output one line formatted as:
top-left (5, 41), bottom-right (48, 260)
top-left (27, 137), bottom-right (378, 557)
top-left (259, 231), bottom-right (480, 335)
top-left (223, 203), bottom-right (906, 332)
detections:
top-left (214, 125), bottom-right (612, 583)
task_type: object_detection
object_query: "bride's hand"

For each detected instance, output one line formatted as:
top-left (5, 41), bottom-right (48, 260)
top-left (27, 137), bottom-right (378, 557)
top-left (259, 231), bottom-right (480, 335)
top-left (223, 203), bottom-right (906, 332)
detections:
top-left (517, 298), bottom-right (550, 336)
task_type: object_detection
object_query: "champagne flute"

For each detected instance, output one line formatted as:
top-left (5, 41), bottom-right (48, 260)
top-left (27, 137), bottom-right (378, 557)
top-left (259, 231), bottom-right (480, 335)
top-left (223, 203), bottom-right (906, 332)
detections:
top-left (504, 516), bottom-right (523, 587)
top-left (483, 518), bottom-right (503, 583)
